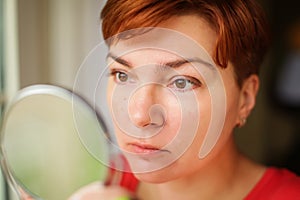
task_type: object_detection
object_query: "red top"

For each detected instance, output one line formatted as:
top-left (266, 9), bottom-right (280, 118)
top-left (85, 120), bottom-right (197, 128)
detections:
top-left (107, 165), bottom-right (300, 199)
top-left (245, 167), bottom-right (300, 200)
top-left (105, 155), bottom-right (139, 192)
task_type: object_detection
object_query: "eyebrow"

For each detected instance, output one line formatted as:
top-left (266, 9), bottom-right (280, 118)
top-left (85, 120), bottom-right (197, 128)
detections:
top-left (106, 52), bottom-right (213, 69)
top-left (107, 53), bottom-right (132, 67)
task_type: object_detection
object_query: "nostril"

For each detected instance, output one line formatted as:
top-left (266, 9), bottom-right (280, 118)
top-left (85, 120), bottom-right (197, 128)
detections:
top-left (130, 111), bottom-right (152, 128)
top-left (149, 104), bottom-right (166, 127)
top-left (127, 84), bottom-right (166, 129)
top-left (129, 104), bottom-right (166, 128)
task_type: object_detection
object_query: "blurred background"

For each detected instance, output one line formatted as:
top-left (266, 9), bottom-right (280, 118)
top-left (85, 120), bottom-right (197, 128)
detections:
top-left (0, 0), bottom-right (299, 199)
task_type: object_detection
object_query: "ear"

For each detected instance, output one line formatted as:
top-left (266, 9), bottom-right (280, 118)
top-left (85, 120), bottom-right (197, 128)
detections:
top-left (236, 74), bottom-right (260, 127)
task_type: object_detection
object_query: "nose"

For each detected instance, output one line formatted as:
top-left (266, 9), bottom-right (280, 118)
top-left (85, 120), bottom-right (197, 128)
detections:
top-left (128, 84), bottom-right (165, 128)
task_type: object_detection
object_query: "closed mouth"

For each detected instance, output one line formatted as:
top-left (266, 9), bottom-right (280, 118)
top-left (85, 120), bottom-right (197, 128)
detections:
top-left (127, 142), bottom-right (169, 154)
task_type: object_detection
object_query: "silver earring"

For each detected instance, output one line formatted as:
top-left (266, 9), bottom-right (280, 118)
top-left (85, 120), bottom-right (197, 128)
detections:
top-left (238, 118), bottom-right (247, 128)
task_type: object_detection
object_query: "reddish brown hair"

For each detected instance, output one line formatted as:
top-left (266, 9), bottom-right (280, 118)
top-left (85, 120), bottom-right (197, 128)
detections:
top-left (101, 0), bottom-right (270, 86)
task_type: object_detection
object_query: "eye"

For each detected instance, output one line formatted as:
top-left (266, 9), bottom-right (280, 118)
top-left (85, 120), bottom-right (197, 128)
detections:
top-left (174, 79), bottom-right (188, 89)
top-left (109, 69), bottom-right (138, 85)
top-left (109, 70), bottom-right (129, 84)
top-left (116, 71), bottom-right (128, 83)
top-left (169, 76), bottom-right (202, 92)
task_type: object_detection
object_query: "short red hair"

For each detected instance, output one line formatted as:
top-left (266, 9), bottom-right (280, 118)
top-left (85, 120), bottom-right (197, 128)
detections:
top-left (101, 0), bottom-right (270, 86)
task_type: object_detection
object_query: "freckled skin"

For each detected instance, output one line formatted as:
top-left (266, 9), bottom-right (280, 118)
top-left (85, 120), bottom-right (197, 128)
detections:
top-left (72, 14), bottom-right (263, 200)
top-left (106, 15), bottom-right (241, 182)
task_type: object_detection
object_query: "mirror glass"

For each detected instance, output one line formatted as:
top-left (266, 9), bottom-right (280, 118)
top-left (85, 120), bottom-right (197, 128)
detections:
top-left (0, 85), bottom-right (109, 199)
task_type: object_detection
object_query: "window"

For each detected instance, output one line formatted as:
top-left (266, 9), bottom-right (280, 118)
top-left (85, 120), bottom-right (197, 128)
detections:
top-left (0, 0), bottom-right (20, 198)
top-left (0, 0), bottom-right (7, 198)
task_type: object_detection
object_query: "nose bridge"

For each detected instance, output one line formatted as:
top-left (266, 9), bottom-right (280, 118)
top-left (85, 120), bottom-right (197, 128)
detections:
top-left (134, 83), bottom-right (156, 103)
top-left (129, 84), bottom-right (158, 127)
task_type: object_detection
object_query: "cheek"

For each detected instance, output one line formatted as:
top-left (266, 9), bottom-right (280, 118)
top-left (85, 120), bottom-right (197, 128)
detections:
top-left (187, 92), bottom-right (212, 150)
top-left (159, 95), bottom-right (183, 142)
top-left (107, 81), bottom-right (125, 145)
top-left (163, 90), bottom-right (211, 154)
top-left (106, 80), bottom-right (114, 108)
top-left (222, 84), bottom-right (241, 135)
top-left (107, 82), bottom-right (212, 153)
top-left (219, 98), bottom-right (240, 140)
top-left (113, 125), bottom-right (128, 148)
top-left (218, 64), bottom-right (241, 134)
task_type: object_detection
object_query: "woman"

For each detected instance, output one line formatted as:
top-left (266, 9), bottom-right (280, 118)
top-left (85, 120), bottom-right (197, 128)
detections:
top-left (70, 0), bottom-right (300, 199)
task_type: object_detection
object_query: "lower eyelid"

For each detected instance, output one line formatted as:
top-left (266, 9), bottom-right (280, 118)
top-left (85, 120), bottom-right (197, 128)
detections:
top-left (175, 77), bottom-right (202, 86)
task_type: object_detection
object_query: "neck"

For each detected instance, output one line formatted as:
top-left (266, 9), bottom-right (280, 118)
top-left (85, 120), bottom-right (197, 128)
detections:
top-left (137, 138), bottom-right (265, 200)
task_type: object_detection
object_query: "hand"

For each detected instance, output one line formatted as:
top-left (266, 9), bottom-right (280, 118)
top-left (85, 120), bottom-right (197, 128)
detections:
top-left (68, 182), bottom-right (136, 200)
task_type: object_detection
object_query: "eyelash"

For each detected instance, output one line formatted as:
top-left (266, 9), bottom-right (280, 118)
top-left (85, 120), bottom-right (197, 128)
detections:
top-left (168, 76), bottom-right (202, 92)
top-left (109, 69), bottom-right (130, 84)
top-left (109, 69), bottom-right (202, 91)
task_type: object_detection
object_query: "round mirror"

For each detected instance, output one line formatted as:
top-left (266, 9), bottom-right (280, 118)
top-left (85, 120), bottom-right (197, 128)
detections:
top-left (0, 85), bottom-right (110, 199)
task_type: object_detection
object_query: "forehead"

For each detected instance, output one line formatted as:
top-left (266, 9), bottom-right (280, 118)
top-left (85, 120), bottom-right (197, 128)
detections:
top-left (109, 15), bottom-right (217, 57)
top-left (157, 15), bottom-right (217, 56)
top-left (108, 49), bottom-right (185, 66)
top-left (108, 16), bottom-right (216, 67)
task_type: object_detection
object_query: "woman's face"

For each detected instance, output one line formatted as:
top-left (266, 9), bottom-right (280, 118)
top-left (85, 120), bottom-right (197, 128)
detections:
top-left (106, 15), bottom-right (242, 182)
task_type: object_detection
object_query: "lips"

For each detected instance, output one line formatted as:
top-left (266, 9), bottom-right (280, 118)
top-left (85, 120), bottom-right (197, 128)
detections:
top-left (128, 143), bottom-right (161, 154)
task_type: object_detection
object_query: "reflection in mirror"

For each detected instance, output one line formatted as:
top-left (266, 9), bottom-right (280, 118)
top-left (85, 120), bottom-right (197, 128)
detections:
top-left (0, 85), bottom-right (109, 199)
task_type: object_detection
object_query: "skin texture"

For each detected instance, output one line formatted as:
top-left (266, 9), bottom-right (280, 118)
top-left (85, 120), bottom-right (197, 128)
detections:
top-left (71, 14), bottom-right (265, 200)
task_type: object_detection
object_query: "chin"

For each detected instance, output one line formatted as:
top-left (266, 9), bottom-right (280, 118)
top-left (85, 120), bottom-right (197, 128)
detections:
top-left (131, 159), bottom-right (186, 184)
top-left (134, 168), bottom-right (174, 184)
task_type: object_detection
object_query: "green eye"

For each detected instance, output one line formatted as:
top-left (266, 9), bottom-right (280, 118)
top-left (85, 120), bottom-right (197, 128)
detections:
top-left (110, 69), bottom-right (137, 85)
top-left (174, 79), bottom-right (187, 89)
top-left (170, 76), bottom-right (202, 92)
top-left (116, 72), bottom-right (128, 82)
